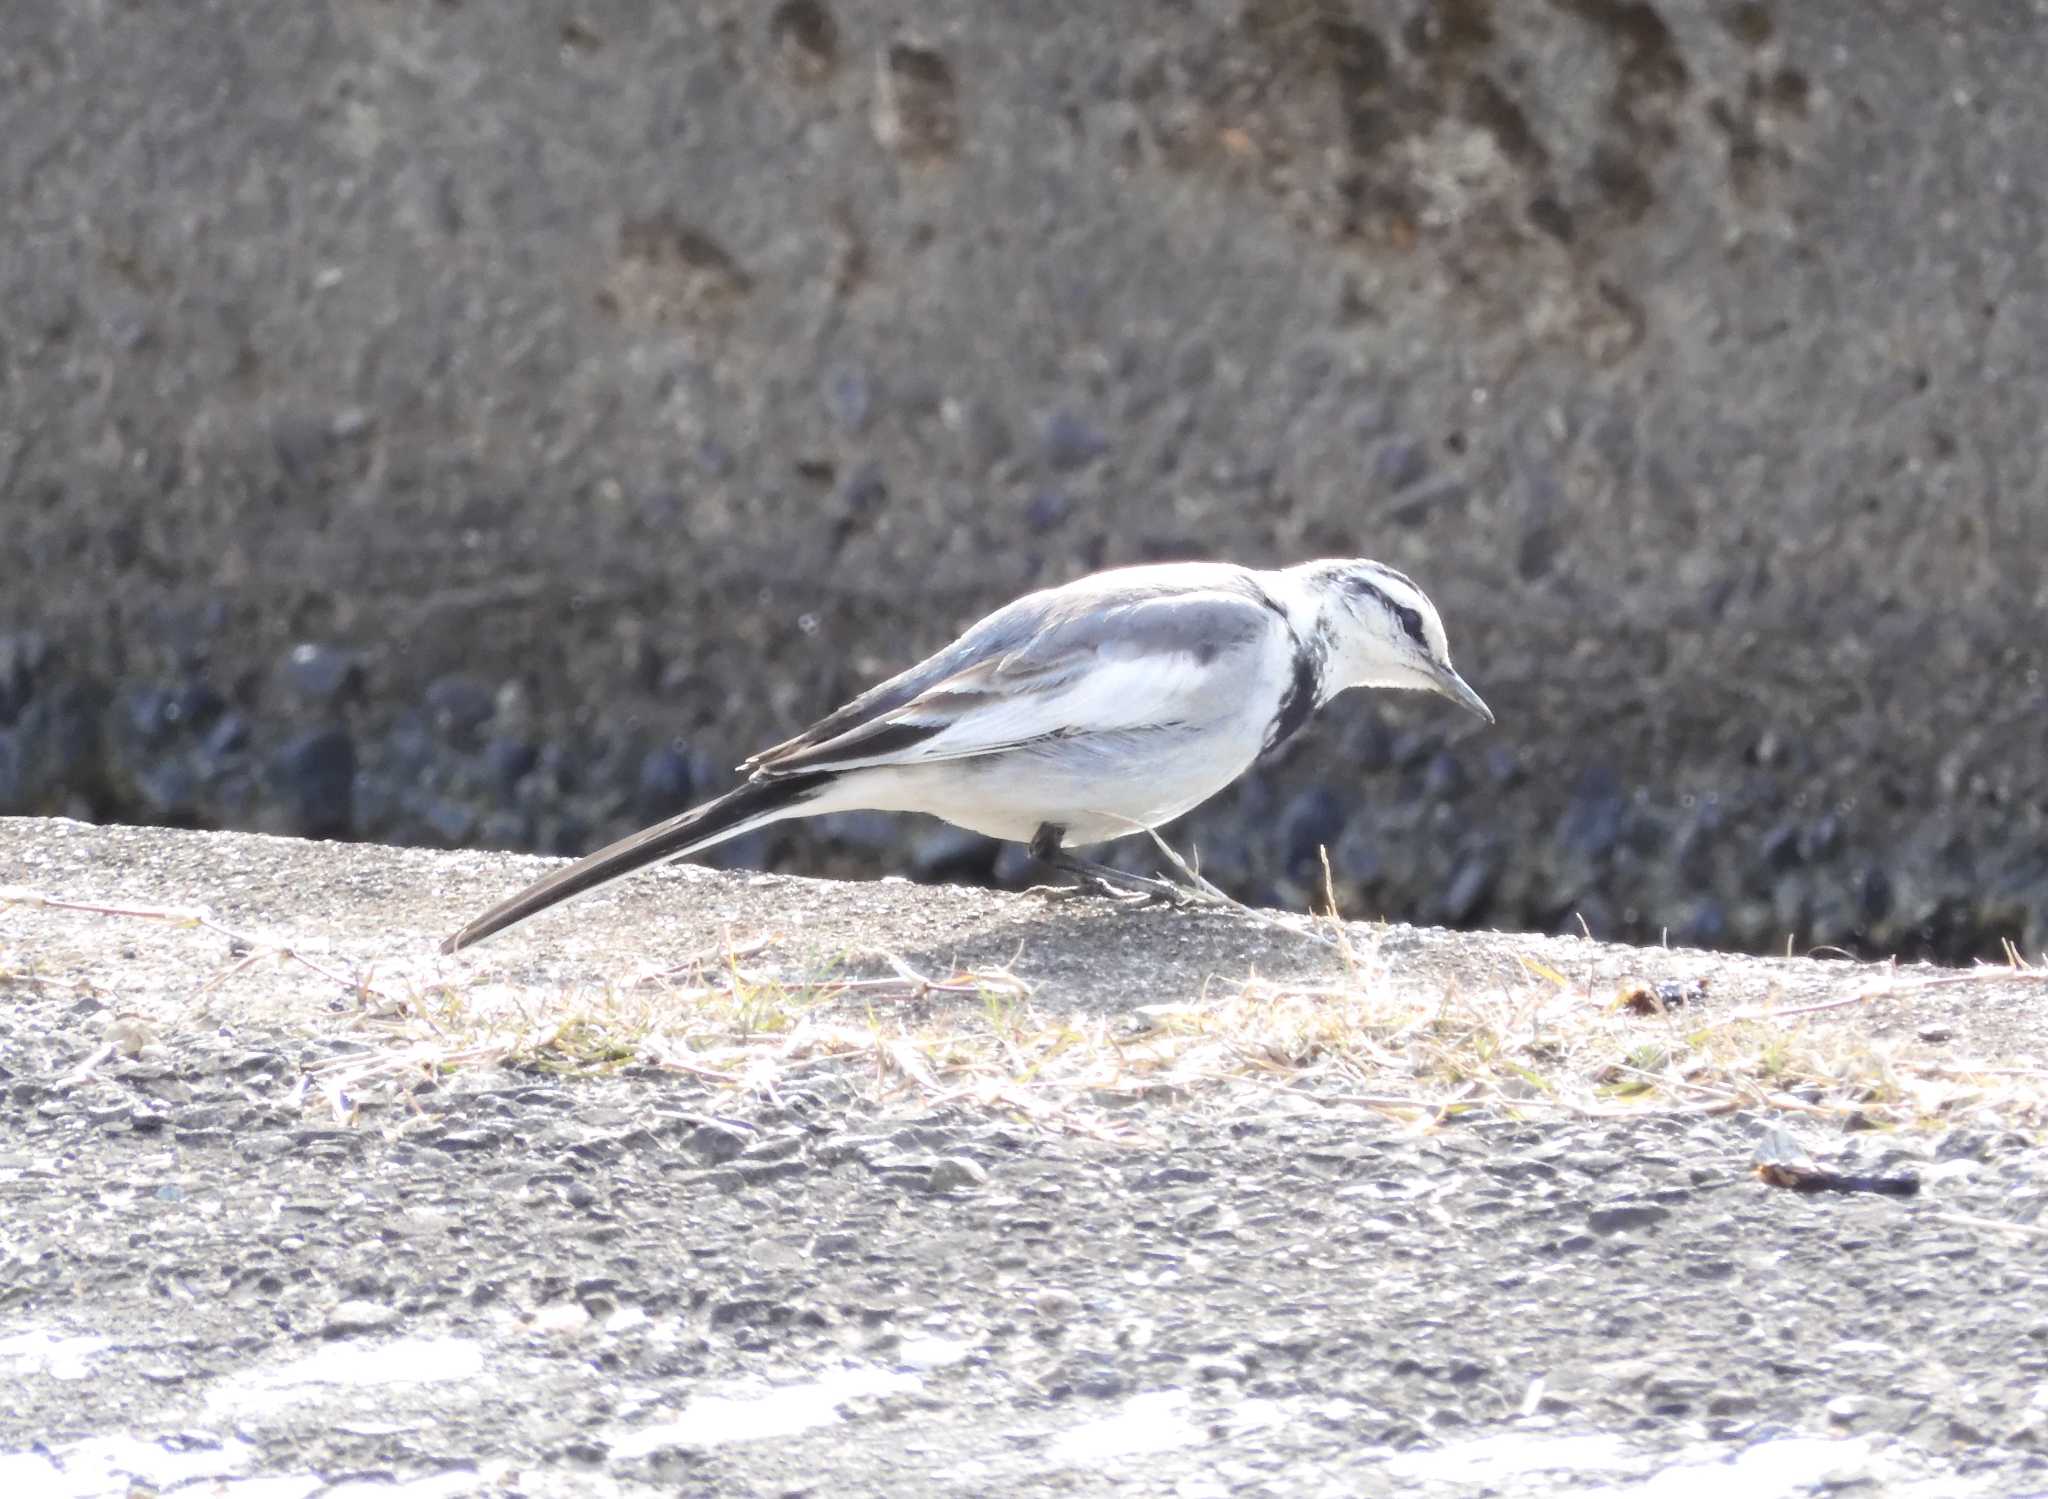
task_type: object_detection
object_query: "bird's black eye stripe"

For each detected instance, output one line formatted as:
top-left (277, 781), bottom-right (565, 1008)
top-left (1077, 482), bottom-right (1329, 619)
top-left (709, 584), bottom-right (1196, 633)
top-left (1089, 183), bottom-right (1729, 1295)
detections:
top-left (1347, 576), bottom-right (1428, 649)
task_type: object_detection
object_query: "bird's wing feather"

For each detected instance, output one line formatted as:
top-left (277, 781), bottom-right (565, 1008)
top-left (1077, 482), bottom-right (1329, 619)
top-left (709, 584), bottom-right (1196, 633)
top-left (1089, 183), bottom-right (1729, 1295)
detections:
top-left (747, 584), bottom-right (1279, 778)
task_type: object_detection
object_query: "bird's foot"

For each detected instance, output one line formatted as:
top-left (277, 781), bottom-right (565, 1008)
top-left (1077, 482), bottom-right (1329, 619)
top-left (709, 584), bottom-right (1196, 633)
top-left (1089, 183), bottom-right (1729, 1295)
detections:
top-left (1023, 821), bottom-right (1239, 911)
top-left (1034, 859), bottom-right (1218, 909)
top-left (1022, 872), bottom-right (1163, 906)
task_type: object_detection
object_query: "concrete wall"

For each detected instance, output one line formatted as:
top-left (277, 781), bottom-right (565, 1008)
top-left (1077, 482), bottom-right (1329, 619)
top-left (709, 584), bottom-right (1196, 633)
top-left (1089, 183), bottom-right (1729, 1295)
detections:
top-left (4, 1), bottom-right (2044, 957)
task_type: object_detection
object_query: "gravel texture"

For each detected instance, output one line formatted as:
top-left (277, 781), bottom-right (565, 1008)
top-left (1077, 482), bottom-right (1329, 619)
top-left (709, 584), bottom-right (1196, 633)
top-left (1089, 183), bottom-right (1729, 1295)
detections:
top-left (3, 4), bottom-right (2046, 965)
top-left (4, 817), bottom-right (2048, 1496)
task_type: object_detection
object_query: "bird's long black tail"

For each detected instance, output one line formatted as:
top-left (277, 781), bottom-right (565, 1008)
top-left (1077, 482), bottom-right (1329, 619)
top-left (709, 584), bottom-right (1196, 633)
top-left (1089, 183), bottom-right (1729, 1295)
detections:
top-left (440, 773), bottom-right (831, 952)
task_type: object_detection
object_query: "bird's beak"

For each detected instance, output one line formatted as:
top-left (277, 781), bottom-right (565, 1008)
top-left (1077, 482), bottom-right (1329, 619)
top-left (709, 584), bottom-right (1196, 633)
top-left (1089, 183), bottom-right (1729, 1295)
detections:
top-left (1429, 663), bottom-right (1494, 724)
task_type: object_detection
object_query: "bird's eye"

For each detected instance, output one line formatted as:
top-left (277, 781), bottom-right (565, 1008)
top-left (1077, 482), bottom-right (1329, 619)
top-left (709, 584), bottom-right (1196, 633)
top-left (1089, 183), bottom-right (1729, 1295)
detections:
top-left (1393, 603), bottom-right (1426, 648)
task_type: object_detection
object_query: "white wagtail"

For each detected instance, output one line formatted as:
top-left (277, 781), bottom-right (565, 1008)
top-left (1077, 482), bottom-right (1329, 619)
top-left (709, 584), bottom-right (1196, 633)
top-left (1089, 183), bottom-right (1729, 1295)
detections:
top-left (441, 558), bottom-right (1491, 951)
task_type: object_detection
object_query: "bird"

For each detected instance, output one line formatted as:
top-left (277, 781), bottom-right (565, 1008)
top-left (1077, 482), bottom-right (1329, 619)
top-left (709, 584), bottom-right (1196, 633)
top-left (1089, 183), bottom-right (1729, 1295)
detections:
top-left (440, 558), bottom-right (1492, 952)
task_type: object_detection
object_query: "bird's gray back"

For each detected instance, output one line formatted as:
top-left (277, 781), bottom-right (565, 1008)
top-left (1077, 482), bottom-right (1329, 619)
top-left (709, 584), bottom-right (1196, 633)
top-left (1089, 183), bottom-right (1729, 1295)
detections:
top-left (745, 564), bottom-right (1285, 774)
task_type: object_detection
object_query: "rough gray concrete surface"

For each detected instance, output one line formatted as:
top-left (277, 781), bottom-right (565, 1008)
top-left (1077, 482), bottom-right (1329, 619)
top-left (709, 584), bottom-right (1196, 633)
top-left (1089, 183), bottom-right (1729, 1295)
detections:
top-left (5, 817), bottom-right (2048, 1496)
top-left (2, 3), bottom-right (2045, 961)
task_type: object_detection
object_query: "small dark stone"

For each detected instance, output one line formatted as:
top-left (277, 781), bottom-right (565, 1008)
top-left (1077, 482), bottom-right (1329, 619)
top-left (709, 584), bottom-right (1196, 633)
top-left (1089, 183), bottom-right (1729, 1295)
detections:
top-left (270, 727), bottom-right (356, 838)
top-left (1209, 453), bottom-right (1277, 492)
top-left (1024, 490), bottom-right (1071, 533)
top-left (1760, 821), bottom-right (1803, 872)
top-left (703, 825), bottom-right (776, 872)
top-left (769, 0), bottom-right (839, 82)
top-left (1290, 346), bottom-right (1334, 398)
top-left (815, 809), bottom-right (898, 852)
top-left (426, 1128), bottom-right (504, 1153)
top-left (134, 760), bottom-right (199, 819)
top-left (424, 674), bottom-right (495, 741)
top-left (532, 740), bottom-right (582, 796)
top-left (1803, 815), bottom-right (1843, 862)
top-left (482, 736), bottom-right (539, 798)
top-left (1277, 786), bottom-right (1349, 876)
top-left (910, 824), bottom-right (998, 881)
top-left (875, 40), bottom-right (960, 161)
top-left (687, 1122), bottom-right (751, 1164)
top-left (121, 686), bottom-right (179, 748)
top-left (420, 799), bottom-right (476, 846)
top-left (344, 770), bottom-right (396, 834)
top-left (172, 683), bottom-right (224, 729)
top-left (636, 744), bottom-right (695, 821)
top-left (710, 1296), bottom-right (781, 1329)
top-left (1175, 341), bottom-right (1216, 389)
top-left (0, 731), bottom-right (24, 810)
top-left (282, 643), bottom-right (363, 704)
top-left (104, 308), bottom-right (154, 352)
top-left (380, 712), bottom-right (439, 779)
top-left (1556, 765), bottom-right (1625, 862)
top-left (477, 810), bottom-right (531, 849)
top-left (1041, 409), bottom-right (1110, 472)
top-left (1528, 194), bottom-right (1575, 241)
top-left (1136, 1165), bottom-right (1212, 1189)
top-left (1390, 730), bottom-right (1441, 771)
top-left (200, 711), bottom-right (249, 761)
top-left (1421, 751), bottom-right (1467, 800)
top-left (926, 1156), bottom-right (988, 1193)
top-left (944, 398), bottom-right (1012, 471)
top-left (322, 1300), bottom-right (399, 1339)
top-left (543, 815), bottom-right (590, 858)
top-left (270, 412), bottom-right (332, 483)
top-left (1373, 439), bottom-right (1430, 492)
top-left (822, 363), bottom-right (876, 433)
top-left (1588, 1201), bottom-right (1669, 1234)
top-left (735, 1158), bottom-right (806, 1187)
top-left (1516, 520), bottom-right (1562, 577)
top-left (1442, 854), bottom-right (1497, 924)
top-left (1329, 824), bottom-right (1385, 887)
top-left (1386, 477), bottom-right (1468, 528)
top-left (1350, 712), bottom-right (1395, 774)
top-left (0, 632), bottom-right (47, 724)
top-left (1674, 806), bottom-right (1721, 883)
top-left (1350, 397), bottom-right (1396, 439)
top-left (695, 439), bottom-right (736, 477)
top-left (991, 839), bottom-right (1040, 887)
top-left (636, 492), bottom-right (684, 530)
top-left (840, 461), bottom-right (888, 517)
top-left (1623, 806), bottom-right (1668, 857)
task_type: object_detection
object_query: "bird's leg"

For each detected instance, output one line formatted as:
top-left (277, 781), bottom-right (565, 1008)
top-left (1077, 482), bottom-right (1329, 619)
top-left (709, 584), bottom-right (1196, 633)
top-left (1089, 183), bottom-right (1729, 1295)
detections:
top-left (1026, 823), bottom-right (1214, 906)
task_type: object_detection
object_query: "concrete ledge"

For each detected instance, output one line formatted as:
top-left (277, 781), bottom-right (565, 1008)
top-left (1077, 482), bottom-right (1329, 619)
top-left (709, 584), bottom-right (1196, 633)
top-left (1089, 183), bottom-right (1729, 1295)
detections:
top-left (4, 816), bottom-right (2036, 1070)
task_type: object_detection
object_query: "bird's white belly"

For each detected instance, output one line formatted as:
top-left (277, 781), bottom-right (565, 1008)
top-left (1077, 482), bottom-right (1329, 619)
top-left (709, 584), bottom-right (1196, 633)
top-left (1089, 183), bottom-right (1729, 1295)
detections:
top-left (829, 720), bottom-right (1271, 847)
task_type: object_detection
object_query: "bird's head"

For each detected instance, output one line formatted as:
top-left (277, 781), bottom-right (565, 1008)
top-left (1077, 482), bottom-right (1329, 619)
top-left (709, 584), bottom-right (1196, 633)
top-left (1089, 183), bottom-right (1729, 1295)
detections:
top-left (1290, 559), bottom-right (1493, 724)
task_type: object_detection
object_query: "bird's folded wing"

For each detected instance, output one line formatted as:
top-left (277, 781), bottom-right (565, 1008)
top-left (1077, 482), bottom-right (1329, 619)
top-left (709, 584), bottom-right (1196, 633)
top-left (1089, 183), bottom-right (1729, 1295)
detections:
top-left (747, 589), bottom-right (1276, 777)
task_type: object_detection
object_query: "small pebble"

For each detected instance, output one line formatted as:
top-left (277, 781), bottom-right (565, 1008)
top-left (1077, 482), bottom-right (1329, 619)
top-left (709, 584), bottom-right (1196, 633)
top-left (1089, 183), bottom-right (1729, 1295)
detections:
top-left (926, 1156), bottom-right (988, 1193)
top-left (322, 1300), bottom-right (399, 1338)
top-left (1041, 409), bottom-right (1109, 471)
